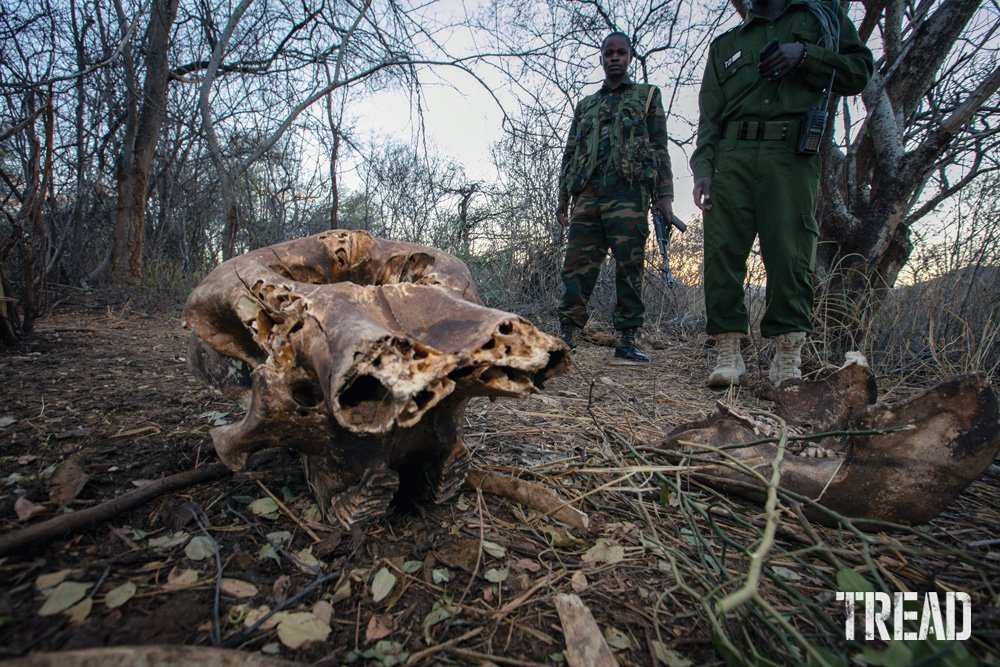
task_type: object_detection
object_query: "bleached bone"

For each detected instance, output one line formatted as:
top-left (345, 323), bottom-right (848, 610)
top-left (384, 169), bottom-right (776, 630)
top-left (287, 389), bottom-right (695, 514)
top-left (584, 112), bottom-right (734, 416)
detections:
top-left (185, 230), bottom-right (568, 529)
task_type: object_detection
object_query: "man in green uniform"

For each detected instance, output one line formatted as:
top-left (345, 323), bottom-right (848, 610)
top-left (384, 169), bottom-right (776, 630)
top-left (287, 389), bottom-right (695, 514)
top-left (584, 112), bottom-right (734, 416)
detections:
top-left (691, 0), bottom-right (872, 388)
top-left (556, 32), bottom-right (674, 363)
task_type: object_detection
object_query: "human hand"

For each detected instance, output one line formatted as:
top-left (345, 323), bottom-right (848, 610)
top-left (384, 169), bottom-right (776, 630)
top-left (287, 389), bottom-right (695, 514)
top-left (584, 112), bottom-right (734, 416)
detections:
top-left (556, 199), bottom-right (569, 228)
top-left (759, 42), bottom-right (805, 79)
top-left (653, 195), bottom-right (673, 222)
top-left (693, 177), bottom-right (713, 211)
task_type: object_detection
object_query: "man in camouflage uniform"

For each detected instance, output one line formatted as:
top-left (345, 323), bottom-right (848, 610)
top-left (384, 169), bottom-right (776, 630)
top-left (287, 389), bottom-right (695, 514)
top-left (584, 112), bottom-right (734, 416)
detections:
top-left (691, 0), bottom-right (872, 387)
top-left (556, 32), bottom-right (674, 363)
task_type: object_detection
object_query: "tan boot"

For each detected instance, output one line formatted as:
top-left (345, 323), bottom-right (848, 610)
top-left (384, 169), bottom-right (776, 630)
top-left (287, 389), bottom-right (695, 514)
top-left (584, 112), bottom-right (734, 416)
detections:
top-left (768, 332), bottom-right (806, 387)
top-left (707, 332), bottom-right (746, 388)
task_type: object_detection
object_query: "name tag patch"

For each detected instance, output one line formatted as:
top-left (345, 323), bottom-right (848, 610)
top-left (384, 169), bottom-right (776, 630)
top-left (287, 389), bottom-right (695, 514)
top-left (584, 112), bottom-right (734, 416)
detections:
top-left (725, 50), bottom-right (743, 69)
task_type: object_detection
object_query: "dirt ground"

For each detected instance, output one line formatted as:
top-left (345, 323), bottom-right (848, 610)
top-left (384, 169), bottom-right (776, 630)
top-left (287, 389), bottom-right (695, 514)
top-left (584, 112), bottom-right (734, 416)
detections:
top-left (0, 292), bottom-right (997, 666)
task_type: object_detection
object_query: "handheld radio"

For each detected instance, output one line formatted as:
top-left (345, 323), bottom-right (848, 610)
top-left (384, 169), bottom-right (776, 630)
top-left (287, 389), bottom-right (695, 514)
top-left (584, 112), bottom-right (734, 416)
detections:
top-left (759, 39), bottom-right (780, 62)
top-left (796, 70), bottom-right (836, 155)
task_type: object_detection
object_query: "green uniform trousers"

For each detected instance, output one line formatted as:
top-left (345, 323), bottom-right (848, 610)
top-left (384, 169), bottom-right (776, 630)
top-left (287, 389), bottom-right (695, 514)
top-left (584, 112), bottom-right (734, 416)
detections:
top-left (704, 122), bottom-right (820, 338)
top-left (559, 182), bottom-right (649, 331)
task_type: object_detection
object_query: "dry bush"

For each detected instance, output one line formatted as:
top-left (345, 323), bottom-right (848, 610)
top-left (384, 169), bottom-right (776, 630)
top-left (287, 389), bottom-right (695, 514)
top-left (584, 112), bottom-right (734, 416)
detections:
top-left (810, 257), bottom-right (1000, 392)
top-left (874, 266), bottom-right (1000, 386)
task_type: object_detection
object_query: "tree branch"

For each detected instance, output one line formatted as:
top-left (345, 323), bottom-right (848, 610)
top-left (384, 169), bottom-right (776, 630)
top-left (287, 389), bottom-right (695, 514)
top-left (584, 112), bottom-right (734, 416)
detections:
top-left (0, 463), bottom-right (233, 557)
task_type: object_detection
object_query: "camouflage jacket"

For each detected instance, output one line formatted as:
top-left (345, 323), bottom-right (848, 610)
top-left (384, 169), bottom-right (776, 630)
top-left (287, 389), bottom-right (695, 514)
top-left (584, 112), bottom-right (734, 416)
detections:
top-left (558, 80), bottom-right (673, 202)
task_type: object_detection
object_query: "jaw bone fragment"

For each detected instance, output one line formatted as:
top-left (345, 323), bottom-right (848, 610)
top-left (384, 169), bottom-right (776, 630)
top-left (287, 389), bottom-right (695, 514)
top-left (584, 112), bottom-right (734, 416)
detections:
top-left (663, 362), bottom-right (1000, 525)
top-left (185, 230), bottom-right (569, 529)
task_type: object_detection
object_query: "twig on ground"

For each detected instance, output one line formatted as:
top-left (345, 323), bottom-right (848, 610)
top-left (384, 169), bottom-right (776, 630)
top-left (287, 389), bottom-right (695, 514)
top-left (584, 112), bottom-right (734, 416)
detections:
top-left (221, 542), bottom-right (360, 649)
top-left (554, 593), bottom-right (620, 667)
top-left (256, 480), bottom-right (322, 543)
top-left (196, 515), bottom-right (225, 647)
top-left (446, 647), bottom-right (550, 667)
top-left (719, 409), bottom-right (789, 612)
top-left (0, 463), bottom-right (233, 557)
top-left (226, 506), bottom-right (322, 575)
top-left (405, 627), bottom-right (483, 664)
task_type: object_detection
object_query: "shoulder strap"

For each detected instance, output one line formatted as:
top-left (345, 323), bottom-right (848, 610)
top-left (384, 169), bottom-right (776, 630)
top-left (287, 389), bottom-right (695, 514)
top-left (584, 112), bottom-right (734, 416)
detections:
top-left (619, 83), bottom-right (657, 118)
top-left (578, 92), bottom-right (601, 117)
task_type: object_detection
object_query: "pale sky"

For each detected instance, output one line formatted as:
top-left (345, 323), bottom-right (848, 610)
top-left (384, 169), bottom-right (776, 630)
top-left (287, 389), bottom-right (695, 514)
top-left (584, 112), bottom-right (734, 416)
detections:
top-left (342, 58), bottom-right (704, 224)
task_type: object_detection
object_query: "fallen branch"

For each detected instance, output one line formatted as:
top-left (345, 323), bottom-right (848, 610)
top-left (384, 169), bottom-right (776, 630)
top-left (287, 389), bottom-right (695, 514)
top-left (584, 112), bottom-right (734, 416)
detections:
top-left (0, 463), bottom-right (233, 558)
top-left (718, 409), bottom-right (789, 612)
top-left (256, 479), bottom-right (322, 543)
top-left (465, 467), bottom-right (589, 532)
top-left (9, 644), bottom-right (298, 666)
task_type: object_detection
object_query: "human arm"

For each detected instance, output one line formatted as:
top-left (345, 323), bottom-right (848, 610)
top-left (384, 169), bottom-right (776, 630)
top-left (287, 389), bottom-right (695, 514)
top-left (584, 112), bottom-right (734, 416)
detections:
top-left (759, 42), bottom-right (806, 79)
top-left (690, 42), bottom-right (724, 185)
top-left (792, 7), bottom-right (874, 95)
top-left (555, 106), bottom-right (581, 228)
top-left (556, 203), bottom-right (569, 228)
top-left (645, 86), bottom-right (674, 202)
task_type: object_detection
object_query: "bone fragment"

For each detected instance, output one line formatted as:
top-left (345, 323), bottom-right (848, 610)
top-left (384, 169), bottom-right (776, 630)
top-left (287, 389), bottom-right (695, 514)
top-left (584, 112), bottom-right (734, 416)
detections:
top-left (554, 594), bottom-right (620, 667)
top-left (466, 468), bottom-right (590, 532)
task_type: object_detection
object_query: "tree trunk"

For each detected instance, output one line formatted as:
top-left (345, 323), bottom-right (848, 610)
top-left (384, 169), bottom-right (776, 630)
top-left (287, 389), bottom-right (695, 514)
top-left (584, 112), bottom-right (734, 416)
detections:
top-left (110, 0), bottom-right (179, 286)
top-left (330, 131), bottom-right (340, 230)
top-left (68, 0), bottom-right (90, 283)
top-left (221, 188), bottom-right (240, 260)
top-left (0, 271), bottom-right (17, 346)
top-left (13, 94), bottom-right (55, 337)
top-left (812, 0), bottom-right (997, 355)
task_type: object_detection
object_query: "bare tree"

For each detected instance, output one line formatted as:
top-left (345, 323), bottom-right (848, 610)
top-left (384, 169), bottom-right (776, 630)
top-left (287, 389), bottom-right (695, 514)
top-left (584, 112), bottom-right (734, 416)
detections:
top-left (110, 0), bottom-right (180, 285)
top-left (814, 0), bottom-right (1000, 348)
top-left (1, 0), bottom-right (59, 342)
top-left (340, 139), bottom-right (470, 247)
top-left (194, 0), bottom-right (450, 258)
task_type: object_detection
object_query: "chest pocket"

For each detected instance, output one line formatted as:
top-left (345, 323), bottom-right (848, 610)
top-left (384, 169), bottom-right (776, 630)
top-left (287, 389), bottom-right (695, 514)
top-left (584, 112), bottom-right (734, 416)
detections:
top-left (618, 98), bottom-right (645, 132)
top-left (617, 92), bottom-right (657, 185)
top-left (720, 56), bottom-right (755, 100)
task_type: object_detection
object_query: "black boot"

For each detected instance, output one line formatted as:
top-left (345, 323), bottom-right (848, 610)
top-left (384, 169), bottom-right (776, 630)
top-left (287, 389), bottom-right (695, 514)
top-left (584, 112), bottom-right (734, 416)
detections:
top-left (559, 322), bottom-right (579, 350)
top-left (614, 328), bottom-right (650, 363)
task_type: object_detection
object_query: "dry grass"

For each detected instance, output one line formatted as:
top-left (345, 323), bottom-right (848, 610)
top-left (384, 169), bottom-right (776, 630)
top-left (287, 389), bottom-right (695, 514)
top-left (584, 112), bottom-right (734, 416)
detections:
top-left (459, 341), bottom-right (1000, 666)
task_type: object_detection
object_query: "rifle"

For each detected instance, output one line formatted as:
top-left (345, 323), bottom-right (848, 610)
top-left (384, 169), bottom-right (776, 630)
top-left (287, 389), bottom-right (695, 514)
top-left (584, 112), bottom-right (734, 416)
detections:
top-left (652, 207), bottom-right (687, 288)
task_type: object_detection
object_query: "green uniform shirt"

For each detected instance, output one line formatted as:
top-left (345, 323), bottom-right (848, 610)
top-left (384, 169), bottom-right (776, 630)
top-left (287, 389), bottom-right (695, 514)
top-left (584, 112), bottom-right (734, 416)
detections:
top-left (559, 79), bottom-right (674, 202)
top-left (691, 0), bottom-right (874, 180)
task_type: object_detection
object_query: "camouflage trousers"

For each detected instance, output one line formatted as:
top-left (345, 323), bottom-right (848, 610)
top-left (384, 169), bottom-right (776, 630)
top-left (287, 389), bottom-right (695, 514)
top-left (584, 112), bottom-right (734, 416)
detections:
top-left (558, 182), bottom-right (649, 330)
